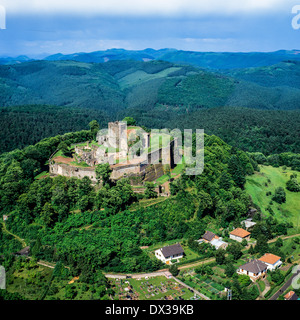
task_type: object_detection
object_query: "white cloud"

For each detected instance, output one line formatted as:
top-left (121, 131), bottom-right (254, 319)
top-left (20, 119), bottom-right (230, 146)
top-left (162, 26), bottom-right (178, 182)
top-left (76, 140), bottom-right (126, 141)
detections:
top-left (1, 0), bottom-right (294, 16)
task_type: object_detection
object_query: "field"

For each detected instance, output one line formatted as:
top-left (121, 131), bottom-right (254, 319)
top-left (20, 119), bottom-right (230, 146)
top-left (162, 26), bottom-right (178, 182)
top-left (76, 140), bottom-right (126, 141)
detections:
top-left (245, 165), bottom-right (300, 233)
top-left (110, 276), bottom-right (196, 300)
top-left (118, 67), bottom-right (182, 89)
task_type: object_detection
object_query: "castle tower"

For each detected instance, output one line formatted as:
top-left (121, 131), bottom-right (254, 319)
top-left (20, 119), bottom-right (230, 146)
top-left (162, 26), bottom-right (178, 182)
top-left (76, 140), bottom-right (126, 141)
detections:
top-left (108, 121), bottom-right (128, 155)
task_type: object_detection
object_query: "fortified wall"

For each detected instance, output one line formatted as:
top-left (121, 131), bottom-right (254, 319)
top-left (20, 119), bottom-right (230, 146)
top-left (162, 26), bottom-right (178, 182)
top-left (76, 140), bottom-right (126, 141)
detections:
top-left (49, 122), bottom-right (177, 186)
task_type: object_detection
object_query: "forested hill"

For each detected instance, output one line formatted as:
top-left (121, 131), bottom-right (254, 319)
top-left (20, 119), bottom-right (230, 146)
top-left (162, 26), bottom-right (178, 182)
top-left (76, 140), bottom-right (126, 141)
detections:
top-left (1, 58), bottom-right (300, 155)
top-left (1, 59), bottom-right (300, 112)
top-left (44, 48), bottom-right (300, 69)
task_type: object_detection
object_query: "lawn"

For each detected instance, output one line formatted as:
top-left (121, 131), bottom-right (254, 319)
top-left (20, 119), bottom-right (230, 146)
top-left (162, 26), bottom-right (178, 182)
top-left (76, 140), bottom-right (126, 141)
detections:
top-left (245, 165), bottom-right (300, 234)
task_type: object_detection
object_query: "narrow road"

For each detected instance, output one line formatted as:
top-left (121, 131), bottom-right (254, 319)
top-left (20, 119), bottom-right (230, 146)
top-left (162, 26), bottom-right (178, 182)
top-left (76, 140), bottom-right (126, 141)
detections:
top-left (269, 268), bottom-right (300, 300)
top-left (268, 233), bottom-right (300, 244)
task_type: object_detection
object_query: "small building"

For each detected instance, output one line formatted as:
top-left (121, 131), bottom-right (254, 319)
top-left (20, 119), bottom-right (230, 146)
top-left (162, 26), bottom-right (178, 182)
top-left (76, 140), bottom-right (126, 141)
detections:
top-left (155, 243), bottom-right (184, 264)
top-left (237, 259), bottom-right (268, 282)
top-left (284, 291), bottom-right (299, 301)
top-left (241, 218), bottom-right (256, 230)
top-left (15, 246), bottom-right (30, 257)
top-left (258, 253), bottom-right (282, 271)
top-left (230, 228), bottom-right (251, 242)
top-left (2, 215), bottom-right (9, 222)
top-left (210, 238), bottom-right (228, 250)
top-left (202, 231), bottom-right (219, 243)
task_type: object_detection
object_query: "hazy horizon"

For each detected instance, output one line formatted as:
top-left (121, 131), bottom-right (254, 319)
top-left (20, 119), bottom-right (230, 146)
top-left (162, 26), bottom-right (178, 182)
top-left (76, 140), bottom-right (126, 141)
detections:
top-left (0, 0), bottom-right (300, 56)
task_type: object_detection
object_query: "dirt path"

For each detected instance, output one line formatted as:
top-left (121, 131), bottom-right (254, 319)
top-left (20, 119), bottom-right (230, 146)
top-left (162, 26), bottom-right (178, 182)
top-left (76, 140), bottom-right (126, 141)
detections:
top-left (2, 222), bottom-right (27, 248)
top-left (268, 233), bottom-right (300, 243)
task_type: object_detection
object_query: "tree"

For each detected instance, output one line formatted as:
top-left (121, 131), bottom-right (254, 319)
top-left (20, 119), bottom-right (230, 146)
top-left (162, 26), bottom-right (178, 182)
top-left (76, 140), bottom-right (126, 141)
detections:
top-left (227, 242), bottom-right (242, 261)
top-left (241, 239), bottom-right (248, 247)
top-left (228, 155), bottom-right (246, 188)
top-left (272, 187), bottom-right (286, 204)
top-left (40, 202), bottom-right (56, 226)
top-left (248, 245), bottom-right (255, 255)
top-left (238, 275), bottom-right (252, 288)
top-left (64, 285), bottom-right (77, 299)
top-left (95, 163), bottom-right (112, 186)
top-left (225, 263), bottom-right (236, 278)
top-left (254, 235), bottom-right (269, 255)
top-left (286, 175), bottom-right (300, 192)
top-left (31, 238), bottom-right (42, 257)
top-left (215, 248), bottom-right (226, 265)
top-left (169, 264), bottom-right (179, 277)
top-left (122, 117), bottom-right (136, 126)
top-left (144, 182), bottom-right (157, 199)
top-left (89, 120), bottom-right (100, 140)
top-left (57, 141), bottom-right (69, 155)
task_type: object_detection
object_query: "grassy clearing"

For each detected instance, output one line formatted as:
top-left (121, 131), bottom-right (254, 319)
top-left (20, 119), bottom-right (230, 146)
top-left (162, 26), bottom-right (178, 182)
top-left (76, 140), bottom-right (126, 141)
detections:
top-left (34, 171), bottom-right (49, 180)
top-left (245, 165), bottom-right (300, 234)
top-left (118, 67), bottom-right (182, 89)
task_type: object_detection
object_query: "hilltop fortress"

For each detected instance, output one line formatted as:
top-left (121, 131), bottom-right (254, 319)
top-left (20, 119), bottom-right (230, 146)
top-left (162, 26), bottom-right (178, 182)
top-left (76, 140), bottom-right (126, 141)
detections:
top-left (49, 121), bottom-right (177, 185)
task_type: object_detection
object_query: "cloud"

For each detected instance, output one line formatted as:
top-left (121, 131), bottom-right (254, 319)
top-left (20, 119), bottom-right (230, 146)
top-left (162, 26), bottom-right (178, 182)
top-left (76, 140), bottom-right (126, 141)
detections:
top-left (1, 0), bottom-right (295, 16)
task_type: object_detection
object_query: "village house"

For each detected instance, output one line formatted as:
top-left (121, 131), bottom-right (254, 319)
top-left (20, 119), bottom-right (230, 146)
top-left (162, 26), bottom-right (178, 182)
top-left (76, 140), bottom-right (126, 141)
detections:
top-left (241, 218), bottom-right (256, 230)
top-left (237, 259), bottom-right (268, 282)
top-left (197, 231), bottom-right (228, 250)
top-left (201, 231), bottom-right (219, 243)
top-left (229, 228), bottom-right (251, 242)
top-left (155, 243), bottom-right (184, 264)
top-left (258, 253), bottom-right (282, 271)
top-left (284, 291), bottom-right (299, 300)
top-left (210, 238), bottom-right (228, 250)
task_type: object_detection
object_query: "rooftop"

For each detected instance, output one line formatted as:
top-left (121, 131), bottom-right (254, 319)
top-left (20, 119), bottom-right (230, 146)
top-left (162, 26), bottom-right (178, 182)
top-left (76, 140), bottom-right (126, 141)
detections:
top-left (202, 231), bottom-right (218, 242)
top-left (161, 243), bottom-right (184, 258)
top-left (284, 291), bottom-right (298, 300)
top-left (258, 253), bottom-right (281, 265)
top-left (230, 228), bottom-right (251, 238)
top-left (238, 259), bottom-right (268, 274)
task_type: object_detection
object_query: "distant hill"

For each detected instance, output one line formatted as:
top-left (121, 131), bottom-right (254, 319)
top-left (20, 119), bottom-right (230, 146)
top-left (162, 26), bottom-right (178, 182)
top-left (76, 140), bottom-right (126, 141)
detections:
top-left (1, 59), bottom-right (300, 113)
top-left (45, 48), bottom-right (300, 69)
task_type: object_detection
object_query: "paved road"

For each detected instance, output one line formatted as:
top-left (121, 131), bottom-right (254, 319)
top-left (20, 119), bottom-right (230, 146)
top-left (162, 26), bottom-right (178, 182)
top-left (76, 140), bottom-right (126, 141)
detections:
top-left (269, 268), bottom-right (300, 300)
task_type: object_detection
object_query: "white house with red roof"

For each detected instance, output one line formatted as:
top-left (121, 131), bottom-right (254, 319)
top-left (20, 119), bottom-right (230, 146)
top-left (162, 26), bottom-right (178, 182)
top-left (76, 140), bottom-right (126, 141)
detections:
top-left (258, 253), bottom-right (282, 271)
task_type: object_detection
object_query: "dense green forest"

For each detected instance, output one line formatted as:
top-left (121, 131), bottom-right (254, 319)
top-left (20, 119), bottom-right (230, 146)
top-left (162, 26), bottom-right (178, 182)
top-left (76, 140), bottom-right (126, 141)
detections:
top-left (1, 58), bottom-right (300, 156)
top-left (0, 105), bottom-right (299, 156)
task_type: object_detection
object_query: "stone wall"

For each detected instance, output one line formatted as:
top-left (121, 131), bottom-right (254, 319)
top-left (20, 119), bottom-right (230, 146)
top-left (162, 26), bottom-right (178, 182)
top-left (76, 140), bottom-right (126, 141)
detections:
top-left (50, 163), bottom-right (97, 183)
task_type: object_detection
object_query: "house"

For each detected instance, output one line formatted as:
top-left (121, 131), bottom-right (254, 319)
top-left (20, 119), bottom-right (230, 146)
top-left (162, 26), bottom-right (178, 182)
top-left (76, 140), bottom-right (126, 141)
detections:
top-left (237, 259), bottom-right (268, 282)
top-left (284, 291), bottom-right (299, 300)
top-left (2, 215), bottom-right (9, 221)
top-left (258, 253), bottom-right (282, 271)
top-left (230, 228), bottom-right (251, 242)
top-left (210, 238), bottom-right (228, 250)
top-left (202, 231), bottom-right (219, 243)
top-left (155, 243), bottom-right (184, 264)
top-left (241, 218), bottom-right (256, 230)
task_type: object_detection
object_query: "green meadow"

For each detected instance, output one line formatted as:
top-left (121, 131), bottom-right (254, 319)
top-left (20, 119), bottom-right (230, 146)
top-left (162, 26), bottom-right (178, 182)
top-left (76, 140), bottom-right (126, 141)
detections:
top-left (245, 165), bottom-right (300, 234)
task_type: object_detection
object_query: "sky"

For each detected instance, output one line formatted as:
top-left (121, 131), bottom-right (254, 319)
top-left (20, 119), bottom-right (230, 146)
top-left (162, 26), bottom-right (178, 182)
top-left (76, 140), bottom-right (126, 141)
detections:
top-left (0, 0), bottom-right (300, 57)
